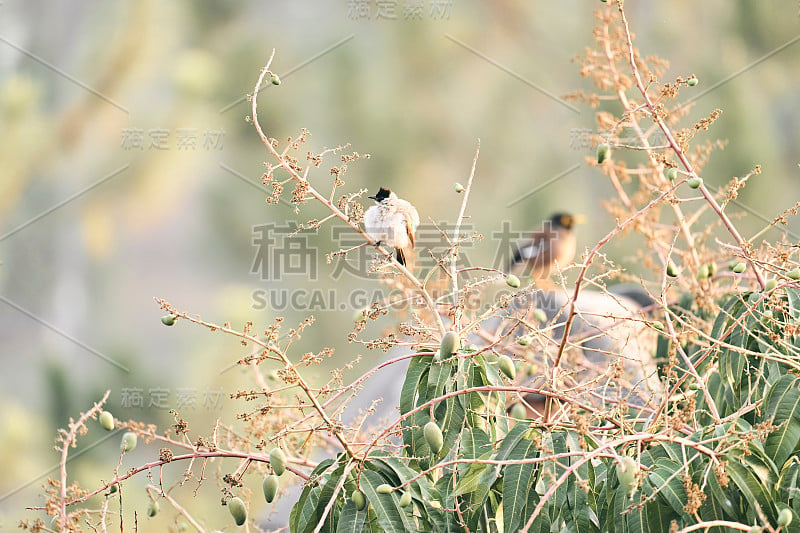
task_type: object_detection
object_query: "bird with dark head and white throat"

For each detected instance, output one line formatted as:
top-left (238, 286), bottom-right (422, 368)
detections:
top-left (364, 187), bottom-right (420, 267)
top-left (510, 212), bottom-right (584, 282)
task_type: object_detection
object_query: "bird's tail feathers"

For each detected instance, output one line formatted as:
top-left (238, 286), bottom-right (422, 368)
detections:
top-left (396, 247), bottom-right (414, 269)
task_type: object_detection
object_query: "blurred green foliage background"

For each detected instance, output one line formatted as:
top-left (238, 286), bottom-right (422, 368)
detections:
top-left (1, 1), bottom-right (798, 529)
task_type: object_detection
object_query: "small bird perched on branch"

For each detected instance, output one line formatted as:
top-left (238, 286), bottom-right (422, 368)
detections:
top-left (364, 187), bottom-right (420, 267)
top-left (510, 212), bottom-right (583, 281)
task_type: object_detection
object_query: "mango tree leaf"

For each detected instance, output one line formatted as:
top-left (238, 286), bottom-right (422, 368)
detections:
top-left (336, 500), bottom-right (366, 533)
top-left (439, 395), bottom-right (466, 457)
top-left (503, 437), bottom-right (539, 533)
top-left (706, 466), bottom-right (738, 519)
top-left (726, 460), bottom-right (777, 524)
top-left (399, 353), bottom-right (432, 414)
top-left (359, 470), bottom-right (417, 533)
top-left (776, 457), bottom-right (800, 502)
top-left (643, 497), bottom-right (676, 533)
top-left (290, 458), bottom-right (336, 533)
top-left (646, 459), bottom-right (689, 521)
top-left (454, 451), bottom-right (497, 497)
top-left (764, 375), bottom-right (800, 467)
top-left (427, 357), bottom-right (455, 393)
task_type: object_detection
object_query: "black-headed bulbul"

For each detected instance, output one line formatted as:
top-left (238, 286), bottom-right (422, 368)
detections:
top-left (510, 212), bottom-right (583, 281)
top-left (364, 187), bottom-right (420, 267)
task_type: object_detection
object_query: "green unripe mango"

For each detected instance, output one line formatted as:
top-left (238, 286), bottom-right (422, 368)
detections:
top-left (597, 143), bottom-right (610, 164)
top-left (161, 314), bottom-right (176, 326)
top-left (687, 177), bottom-right (703, 189)
top-left (399, 490), bottom-right (412, 507)
top-left (788, 268), bottom-right (800, 280)
top-left (616, 456), bottom-right (637, 492)
top-left (228, 496), bottom-right (247, 526)
top-left (454, 182), bottom-right (465, 193)
top-left (120, 432), bottom-right (137, 453)
top-left (147, 500), bottom-right (159, 517)
top-left (505, 274), bottom-right (521, 288)
top-left (667, 262), bottom-right (679, 278)
top-left (498, 355), bottom-right (516, 380)
top-left (270, 448), bottom-right (287, 476)
top-left (516, 335), bottom-right (531, 346)
top-left (732, 262), bottom-right (746, 274)
top-left (532, 308), bottom-right (547, 323)
top-left (99, 411), bottom-right (115, 431)
top-left (376, 484), bottom-right (393, 495)
top-left (263, 474), bottom-right (278, 503)
top-left (424, 421), bottom-right (444, 454)
top-left (687, 76), bottom-right (698, 86)
top-left (438, 331), bottom-right (459, 360)
top-left (665, 167), bottom-right (678, 181)
top-left (765, 278), bottom-right (777, 291)
top-left (270, 74), bottom-right (281, 86)
top-left (651, 320), bottom-right (664, 331)
top-left (697, 264), bottom-right (709, 280)
top-left (510, 403), bottom-right (527, 420)
top-left (778, 508), bottom-right (793, 527)
top-left (352, 489), bottom-right (366, 510)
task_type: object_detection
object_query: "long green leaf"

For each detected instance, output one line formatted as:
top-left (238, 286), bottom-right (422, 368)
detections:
top-left (644, 498), bottom-right (675, 533)
top-left (496, 422), bottom-right (532, 460)
top-left (764, 375), bottom-right (800, 467)
top-left (336, 500), bottom-right (366, 533)
top-left (726, 460), bottom-right (777, 524)
top-left (399, 353), bottom-right (431, 414)
top-left (440, 395), bottom-right (466, 457)
top-left (359, 470), bottom-right (417, 533)
top-left (646, 459), bottom-right (689, 520)
top-left (453, 456), bottom-right (495, 497)
top-left (427, 357), bottom-right (454, 392)
top-left (776, 457), bottom-right (800, 502)
top-left (706, 466), bottom-right (738, 519)
top-left (565, 432), bottom-right (597, 532)
top-left (503, 437), bottom-right (539, 533)
top-left (290, 458), bottom-right (336, 533)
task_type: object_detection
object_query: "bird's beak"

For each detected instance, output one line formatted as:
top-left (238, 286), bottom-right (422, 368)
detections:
top-left (573, 214), bottom-right (587, 224)
top-left (367, 195), bottom-right (377, 200)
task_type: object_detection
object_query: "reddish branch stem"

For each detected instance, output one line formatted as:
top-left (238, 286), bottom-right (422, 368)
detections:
top-left (58, 391), bottom-right (110, 530)
top-left (65, 450), bottom-right (308, 508)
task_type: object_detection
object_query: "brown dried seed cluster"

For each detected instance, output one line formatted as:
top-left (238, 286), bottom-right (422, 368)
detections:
top-left (291, 180), bottom-right (309, 206)
top-left (159, 448), bottom-right (174, 463)
top-left (714, 460), bottom-right (729, 488)
top-left (682, 474), bottom-right (707, 515)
